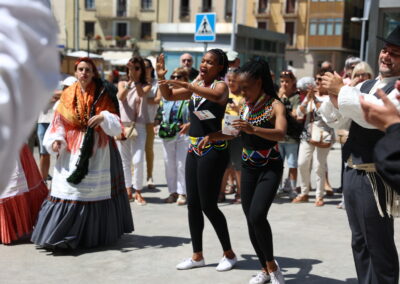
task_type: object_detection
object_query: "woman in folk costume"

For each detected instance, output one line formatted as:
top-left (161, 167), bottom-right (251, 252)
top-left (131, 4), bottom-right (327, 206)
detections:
top-left (31, 57), bottom-right (134, 249)
top-left (0, 145), bottom-right (48, 244)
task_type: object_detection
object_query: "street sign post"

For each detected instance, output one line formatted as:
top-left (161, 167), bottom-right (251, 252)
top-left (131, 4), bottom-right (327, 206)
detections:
top-left (195, 13), bottom-right (216, 53)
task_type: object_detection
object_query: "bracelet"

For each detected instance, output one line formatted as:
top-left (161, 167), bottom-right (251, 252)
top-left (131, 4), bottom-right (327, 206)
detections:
top-left (124, 83), bottom-right (132, 89)
top-left (134, 81), bottom-right (141, 85)
top-left (157, 77), bottom-right (165, 80)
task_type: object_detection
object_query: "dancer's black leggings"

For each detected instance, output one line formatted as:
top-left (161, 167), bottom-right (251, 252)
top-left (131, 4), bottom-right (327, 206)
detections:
top-left (185, 148), bottom-right (231, 252)
top-left (241, 160), bottom-right (283, 267)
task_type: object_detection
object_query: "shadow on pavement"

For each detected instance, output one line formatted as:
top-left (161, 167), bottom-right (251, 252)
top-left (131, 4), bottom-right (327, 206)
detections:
top-left (238, 254), bottom-right (357, 283)
top-left (44, 234), bottom-right (190, 256)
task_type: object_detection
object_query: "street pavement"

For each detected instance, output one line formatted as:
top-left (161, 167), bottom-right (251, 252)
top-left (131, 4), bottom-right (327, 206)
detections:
top-left (0, 141), bottom-right (399, 284)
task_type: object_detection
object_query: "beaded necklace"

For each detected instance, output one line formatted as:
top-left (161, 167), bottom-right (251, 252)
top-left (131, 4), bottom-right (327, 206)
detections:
top-left (241, 95), bottom-right (274, 127)
top-left (74, 84), bottom-right (93, 131)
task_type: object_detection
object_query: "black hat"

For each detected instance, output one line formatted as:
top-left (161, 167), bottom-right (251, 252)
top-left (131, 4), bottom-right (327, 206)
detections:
top-left (377, 25), bottom-right (400, 47)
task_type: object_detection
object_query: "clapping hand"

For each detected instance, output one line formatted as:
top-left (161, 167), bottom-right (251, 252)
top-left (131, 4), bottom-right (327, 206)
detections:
top-left (156, 54), bottom-right (168, 79)
top-left (88, 114), bottom-right (104, 128)
top-left (321, 71), bottom-right (344, 96)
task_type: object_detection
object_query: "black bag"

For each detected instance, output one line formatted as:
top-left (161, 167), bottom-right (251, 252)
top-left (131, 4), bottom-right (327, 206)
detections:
top-left (286, 113), bottom-right (304, 141)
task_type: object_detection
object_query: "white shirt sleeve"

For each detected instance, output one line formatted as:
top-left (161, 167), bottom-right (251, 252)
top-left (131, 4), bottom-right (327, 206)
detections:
top-left (99, 111), bottom-right (123, 137)
top-left (319, 100), bottom-right (351, 130)
top-left (337, 85), bottom-right (400, 129)
top-left (0, 0), bottom-right (59, 189)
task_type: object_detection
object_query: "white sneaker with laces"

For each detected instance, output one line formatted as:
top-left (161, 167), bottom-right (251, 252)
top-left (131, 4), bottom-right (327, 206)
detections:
top-left (176, 258), bottom-right (205, 270)
top-left (249, 271), bottom-right (271, 284)
top-left (270, 261), bottom-right (285, 284)
top-left (216, 256), bottom-right (237, 271)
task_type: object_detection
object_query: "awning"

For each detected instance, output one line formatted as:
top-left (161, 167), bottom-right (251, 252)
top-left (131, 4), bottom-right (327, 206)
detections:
top-left (101, 51), bottom-right (132, 65)
top-left (66, 51), bottom-right (103, 59)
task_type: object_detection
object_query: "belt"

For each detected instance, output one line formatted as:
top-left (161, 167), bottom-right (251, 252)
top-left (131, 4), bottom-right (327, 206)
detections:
top-left (346, 157), bottom-right (376, 172)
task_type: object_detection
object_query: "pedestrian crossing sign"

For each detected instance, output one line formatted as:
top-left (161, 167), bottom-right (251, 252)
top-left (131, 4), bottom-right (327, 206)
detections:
top-left (195, 13), bottom-right (216, 42)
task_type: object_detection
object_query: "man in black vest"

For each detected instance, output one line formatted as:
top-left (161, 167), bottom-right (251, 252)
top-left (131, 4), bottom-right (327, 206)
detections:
top-left (360, 81), bottom-right (400, 189)
top-left (319, 26), bottom-right (400, 284)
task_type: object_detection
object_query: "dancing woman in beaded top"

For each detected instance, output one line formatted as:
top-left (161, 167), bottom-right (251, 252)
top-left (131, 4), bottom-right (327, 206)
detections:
top-left (156, 49), bottom-right (237, 272)
top-left (200, 58), bottom-right (287, 284)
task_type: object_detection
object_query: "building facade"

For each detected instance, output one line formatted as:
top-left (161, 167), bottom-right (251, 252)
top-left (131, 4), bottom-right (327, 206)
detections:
top-left (53, 0), bottom-right (160, 55)
top-left (249, 0), bottom-right (365, 78)
top-left (156, 0), bottom-right (287, 77)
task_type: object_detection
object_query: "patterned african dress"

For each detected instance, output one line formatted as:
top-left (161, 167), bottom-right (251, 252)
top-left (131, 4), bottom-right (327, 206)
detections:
top-left (0, 145), bottom-right (48, 244)
top-left (240, 95), bottom-right (281, 168)
top-left (31, 81), bottom-right (134, 249)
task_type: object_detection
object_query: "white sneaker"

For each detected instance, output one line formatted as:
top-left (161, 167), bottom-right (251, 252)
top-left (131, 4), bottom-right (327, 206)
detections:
top-left (270, 261), bottom-right (285, 284)
top-left (249, 271), bottom-right (271, 284)
top-left (176, 258), bottom-right (205, 270)
top-left (216, 256), bottom-right (237, 271)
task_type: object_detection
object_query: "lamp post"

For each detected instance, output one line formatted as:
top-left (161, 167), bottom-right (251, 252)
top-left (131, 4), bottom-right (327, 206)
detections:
top-left (351, 17), bottom-right (368, 60)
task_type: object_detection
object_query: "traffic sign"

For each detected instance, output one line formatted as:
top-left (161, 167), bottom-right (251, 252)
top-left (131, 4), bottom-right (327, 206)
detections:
top-left (195, 13), bottom-right (216, 42)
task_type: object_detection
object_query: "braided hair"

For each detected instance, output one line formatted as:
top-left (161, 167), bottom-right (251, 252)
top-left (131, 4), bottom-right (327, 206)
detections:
top-left (207, 48), bottom-right (229, 78)
top-left (238, 57), bottom-right (278, 99)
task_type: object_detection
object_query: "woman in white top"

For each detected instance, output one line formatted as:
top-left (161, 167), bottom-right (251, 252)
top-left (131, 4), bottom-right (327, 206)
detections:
top-left (117, 56), bottom-right (151, 205)
top-left (292, 69), bottom-right (335, 206)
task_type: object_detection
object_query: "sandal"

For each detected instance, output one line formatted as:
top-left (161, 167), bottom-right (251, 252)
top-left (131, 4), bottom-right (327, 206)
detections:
top-left (134, 191), bottom-right (147, 206)
top-left (225, 184), bottom-right (236, 195)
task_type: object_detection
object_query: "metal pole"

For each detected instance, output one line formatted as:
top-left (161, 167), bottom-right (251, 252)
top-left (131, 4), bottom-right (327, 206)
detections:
top-left (87, 37), bottom-right (90, 57)
top-left (74, 0), bottom-right (79, 50)
top-left (230, 0), bottom-right (237, 50)
top-left (360, 19), bottom-right (366, 60)
top-left (204, 42), bottom-right (208, 54)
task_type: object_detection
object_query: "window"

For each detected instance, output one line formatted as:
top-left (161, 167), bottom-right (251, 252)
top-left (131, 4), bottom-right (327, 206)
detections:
top-left (318, 23), bottom-right (325, 35)
top-left (225, 0), bottom-right (232, 19)
top-left (285, 21), bottom-right (295, 46)
top-left (85, 0), bottom-right (95, 9)
top-left (117, 0), bottom-right (127, 17)
top-left (141, 0), bottom-right (152, 9)
top-left (116, 22), bottom-right (128, 37)
top-left (285, 0), bottom-right (296, 14)
top-left (335, 21), bottom-right (342, 35)
top-left (202, 0), bottom-right (212, 12)
top-left (258, 0), bottom-right (268, 13)
top-left (84, 22), bottom-right (95, 38)
top-left (258, 21), bottom-right (267, 29)
top-left (309, 21), bottom-right (317, 35)
top-left (310, 18), bottom-right (342, 36)
top-left (141, 22), bottom-right (152, 40)
top-left (180, 0), bottom-right (190, 18)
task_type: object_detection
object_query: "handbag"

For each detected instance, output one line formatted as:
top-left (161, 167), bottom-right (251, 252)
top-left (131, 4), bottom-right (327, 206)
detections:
top-left (115, 121), bottom-right (138, 140)
top-left (158, 101), bottom-right (185, 139)
top-left (308, 103), bottom-right (332, 148)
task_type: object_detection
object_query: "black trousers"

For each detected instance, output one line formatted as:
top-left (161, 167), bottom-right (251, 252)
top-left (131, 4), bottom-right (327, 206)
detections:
top-left (241, 160), bottom-right (283, 267)
top-left (343, 167), bottom-right (399, 284)
top-left (185, 148), bottom-right (232, 253)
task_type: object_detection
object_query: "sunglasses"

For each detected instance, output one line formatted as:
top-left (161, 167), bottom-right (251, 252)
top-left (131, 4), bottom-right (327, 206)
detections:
top-left (133, 66), bottom-right (141, 71)
top-left (182, 59), bottom-right (192, 62)
top-left (170, 75), bottom-right (183, 80)
top-left (354, 73), bottom-right (368, 77)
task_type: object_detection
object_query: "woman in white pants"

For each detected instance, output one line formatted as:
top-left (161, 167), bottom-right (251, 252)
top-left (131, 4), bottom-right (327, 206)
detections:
top-left (292, 69), bottom-right (335, 207)
top-left (156, 67), bottom-right (190, 205)
top-left (117, 56), bottom-right (151, 205)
